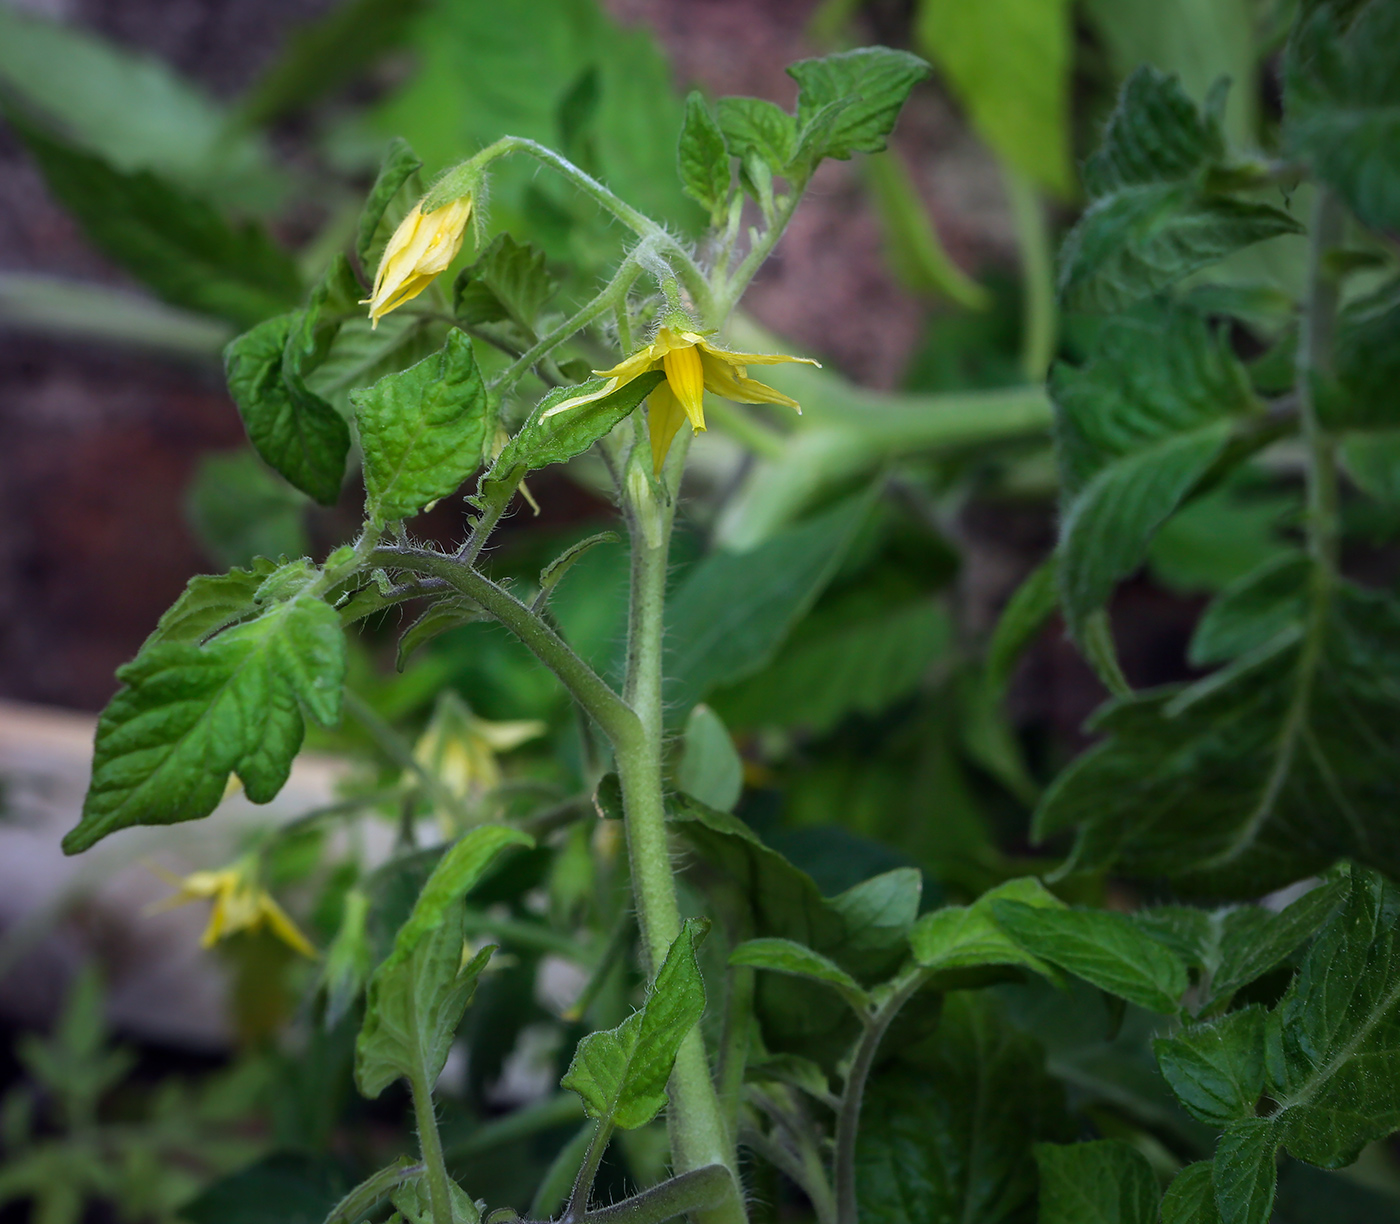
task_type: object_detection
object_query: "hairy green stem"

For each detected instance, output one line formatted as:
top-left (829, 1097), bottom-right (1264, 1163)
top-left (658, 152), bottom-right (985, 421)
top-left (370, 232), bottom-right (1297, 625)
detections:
top-left (833, 973), bottom-right (929, 1224)
top-left (712, 183), bottom-right (808, 322)
top-left (409, 1069), bottom-right (455, 1224)
top-left (584, 1165), bottom-right (732, 1224)
top-left (567, 1120), bottom-right (615, 1221)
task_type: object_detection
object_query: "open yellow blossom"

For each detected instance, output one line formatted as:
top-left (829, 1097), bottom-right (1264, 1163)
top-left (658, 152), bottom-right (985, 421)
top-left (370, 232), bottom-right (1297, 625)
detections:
top-left (543, 326), bottom-right (821, 472)
top-left (412, 692), bottom-right (546, 804)
top-left (149, 861), bottom-right (317, 958)
top-left (363, 195), bottom-right (473, 327)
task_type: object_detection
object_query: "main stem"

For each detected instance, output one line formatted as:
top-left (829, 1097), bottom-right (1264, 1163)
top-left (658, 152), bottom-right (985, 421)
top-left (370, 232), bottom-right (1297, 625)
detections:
top-left (615, 467), bottom-right (744, 1224)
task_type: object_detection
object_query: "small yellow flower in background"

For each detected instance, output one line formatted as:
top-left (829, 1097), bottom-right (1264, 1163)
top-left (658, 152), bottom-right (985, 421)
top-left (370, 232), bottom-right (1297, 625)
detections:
top-left (363, 195), bottom-right (473, 327)
top-left (412, 692), bottom-right (546, 805)
top-left (544, 326), bottom-right (820, 472)
top-left (149, 860), bottom-right (317, 958)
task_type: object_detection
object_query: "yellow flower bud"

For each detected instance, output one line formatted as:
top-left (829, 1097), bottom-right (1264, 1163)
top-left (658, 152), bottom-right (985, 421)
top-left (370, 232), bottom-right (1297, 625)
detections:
top-left (363, 195), bottom-right (473, 327)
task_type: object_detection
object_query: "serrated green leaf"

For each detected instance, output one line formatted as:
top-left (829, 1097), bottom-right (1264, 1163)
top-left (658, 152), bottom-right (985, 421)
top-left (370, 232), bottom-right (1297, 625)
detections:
top-left (715, 97), bottom-right (797, 173)
top-left (304, 313), bottom-right (445, 418)
top-left (1214, 1119), bottom-right (1278, 1224)
top-left (561, 917), bottom-right (708, 1130)
top-left (0, 4), bottom-right (280, 208)
top-left (1208, 879), bottom-right (1347, 1006)
top-left (1285, 0), bottom-right (1400, 234)
top-left (353, 330), bottom-right (491, 524)
top-left (1155, 1006), bottom-right (1266, 1124)
top-left (985, 556), bottom-right (1058, 700)
top-left (484, 372), bottom-right (664, 489)
top-left (828, 867), bottom-right (922, 959)
top-left (7, 107), bottom-right (300, 328)
top-left (453, 233), bottom-right (556, 334)
top-left (745, 1053), bottom-right (832, 1104)
top-left (395, 599), bottom-right (484, 672)
top-left (186, 449), bottom-right (309, 571)
top-left (787, 47), bottom-right (931, 164)
top-left (1034, 1139), bottom-right (1158, 1224)
top-left (677, 91), bottom-right (731, 222)
top-left (144, 557), bottom-right (282, 650)
top-left (1161, 1162), bottom-right (1221, 1224)
top-left (355, 825), bottom-right (533, 1097)
top-left (913, 0), bottom-right (1073, 195)
top-left (665, 493), bottom-right (874, 719)
top-left (1058, 67), bottom-right (1301, 312)
top-left (992, 901), bottom-right (1189, 1013)
top-left (858, 992), bottom-right (1071, 1224)
top-left (1034, 584), bottom-right (1400, 894)
top-left (676, 703), bottom-right (743, 812)
top-left (225, 313), bottom-right (350, 506)
top-left (910, 877), bottom-right (1063, 981)
top-left (729, 938), bottom-right (870, 1011)
top-left (1341, 430), bottom-right (1400, 504)
top-left (1189, 554), bottom-right (1311, 667)
top-left (357, 138), bottom-right (424, 277)
top-left (65, 594), bottom-right (346, 854)
top-left (1331, 275), bottom-right (1400, 431)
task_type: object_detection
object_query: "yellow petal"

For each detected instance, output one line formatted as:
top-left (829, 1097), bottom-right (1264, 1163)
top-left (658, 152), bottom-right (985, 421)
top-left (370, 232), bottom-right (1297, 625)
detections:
top-left (662, 342), bottom-right (707, 431)
top-left (699, 353), bottom-right (802, 410)
top-left (696, 336), bottom-right (821, 369)
top-left (473, 719), bottom-right (547, 751)
top-left (366, 196), bottom-right (472, 327)
top-left (647, 380), bottom-right (691, 474)
top-left (260, 896), bottom-right (319, 959)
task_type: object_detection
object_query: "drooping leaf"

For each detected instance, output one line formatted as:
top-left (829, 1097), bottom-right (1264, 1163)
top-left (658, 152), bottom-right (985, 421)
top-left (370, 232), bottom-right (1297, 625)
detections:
top-left (484, 372), bottom-right (664, 491)
top-left (1284, 0), bottom-right (1400, 234)
top-left (913, 0), bottom-right (1073, 195)
top-left (65, 592), bottom-right (346, 854)
top-left (665, 493), bottom-right (873, 718)
top-left (729, 938), bottom-right (870, 1012)
top-left (1034, 584), bottom-right (1400, 894)
top-left (144, 557), bottom-right (282, 650)
top-left (352, 330), bottom-right (492, 524)
top-left (992, 900), bottom-right (1189, 1013)
top-left (355, 825), bottom-right (533, 1097)
top-left (560, 917), bottom-right (708, 1130)
top-left (453, 233), bottom-right (556, 334)
top-left (225, 313), bottom-right (351, 506)
top-left (7, 108), bottom-right (301, 328)
top-left (1154, 1006), bottom-right (1266, 1125)
top-left (1034, 1139), bottom-right (1158, 1224)
top-left (910, 876), bottom-right (1064, 984)
top-left (395, 599), bottom-right (485, 671)
top-left (856, 992), bottom-right (1071, 1224)
top-left (677, 91), bottom-right (732, 222)
top-left (1058, 68), bottom-right (1301, 312)
top-left (787, 47), bottom-right (932, 165)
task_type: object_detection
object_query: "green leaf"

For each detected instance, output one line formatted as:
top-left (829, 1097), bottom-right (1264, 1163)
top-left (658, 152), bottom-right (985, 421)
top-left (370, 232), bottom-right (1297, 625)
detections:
top-left (182, 1154), bottom-right (353, 1224)
top-left (1034, 583), bottom-right (1400, 893)
top-left (913, 0), bottom-right (1073, 195)
top-left (715, 97), bottom-right (797, 173)
top-left (992, 900), bottom-right (1189, 1013)
top-left (1331, 275), bottom-right (1400, 430)
top-left (1285, 0), bottom-right (1400, 234)
top-left (1214, 1119), bottom-right (1278, 1224)
top-left (65, 593), bottom-right (346, 854)
top-left (305, 313), bottom-right (445, 418)
top-left (144, 557), bottom-right (282, 650)
top-left (857, 992), bottom-right (1071, 1224)
top-left (985, 556), bottom-right (1058, 700)
top-left (713, 594), bottom-right (951, 734)
top-left (828, 867), bottom-right (923, 959)
top-left (186, 449), bottom-right (310, 571)
top-left (238, 0), bottom-right (427, 128)
top-left (729, 938), bottom-right (870, 1011)
top-left (453, 233), bottom-right (556, 334)
top-left (7, 108), bottom-right (301, 328)
top-left (910, 877), bottom-right (1063, 982)
top-left (665, 494), bottom-right (873, 718)
top-left (1051, 300), bottom-right (1261, 632)
top-left (560, 917), bottom-right (708, 1130)
top-left (357, 138), bottom-right (424, 277)
top-left (787, 47), bottom-right (932, 163)
top-left (0, 4), bottom-right (280, 207)
top-left (745, 1053), bottom-right (833, 1104)
top-left (1034, 1139), bottom-right (1158, 1224)
top-left (1155, 1006), bottom-right (1266, 1124)
top-left (1161, 1163), bottom-right (1221, 1224)
top-left (1189, 554), bottom-right (1311, 667)
top-left (485, 372), bottom-right (664, 489)
top-left (677, 91), bottom-right (731, 222)
top-left (322, 888), bottom-right (372, 1030)
top-left (352, 331), bottom-right (491, 524)
top-left (676, 703), bottom-right (743, 812)
top-left (1058, 68), bottom-right (1302, 312)
top-left (226, 314), bottom-right (351, 506)
top-left (395, 599), bottom-right (484, 671)
top-left (1341, 431), bottom-right (1400, 504)
top-left (1207, 879), bottom-right (1347, 1006)
top-left (355, 825), bottom-right (533, 1097)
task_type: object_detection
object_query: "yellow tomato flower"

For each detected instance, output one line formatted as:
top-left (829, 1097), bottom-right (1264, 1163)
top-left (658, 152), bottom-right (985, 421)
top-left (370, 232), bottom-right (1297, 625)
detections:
top-left (412, 692), bottom-right (545, 802)
top-left (544, 326), bottom-right (820, 472)
top-left (149, 861), bottom-right (317, 958)
top-left (363, 195), bottom-right (473, 327)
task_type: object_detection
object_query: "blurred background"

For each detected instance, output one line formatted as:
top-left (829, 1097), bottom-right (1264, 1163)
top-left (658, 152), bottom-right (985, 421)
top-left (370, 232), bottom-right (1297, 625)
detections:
top-left (0, 0), bottom-right (1320, 1219)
